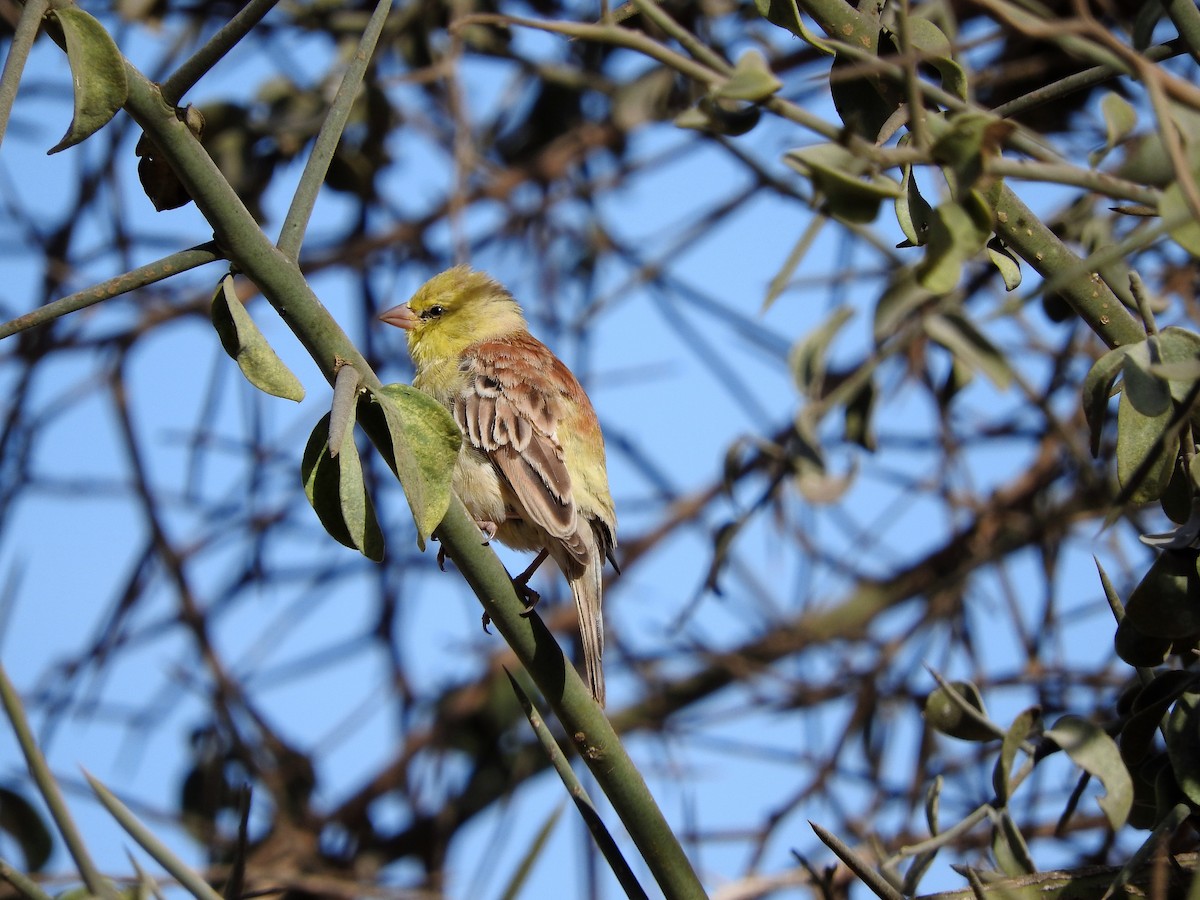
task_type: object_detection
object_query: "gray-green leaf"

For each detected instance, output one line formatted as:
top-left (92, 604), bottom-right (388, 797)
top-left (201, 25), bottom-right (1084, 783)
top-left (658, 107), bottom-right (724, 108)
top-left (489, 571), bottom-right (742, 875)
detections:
top-left (47, 7), bottom-right (129, 154)
top-left (301, 413), bottom-right (385, 561)
top-left (364, 383), bottom-right (462, 549)
top-left (1043, 715), bottom-right (1133, 830)
top-left (211, 276), bottom-right (305, 402)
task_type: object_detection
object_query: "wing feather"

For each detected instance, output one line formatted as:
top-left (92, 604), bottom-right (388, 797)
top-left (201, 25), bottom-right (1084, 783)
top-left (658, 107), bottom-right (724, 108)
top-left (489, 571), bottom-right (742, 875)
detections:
top-left (454, 336), bottom-right (588, 566)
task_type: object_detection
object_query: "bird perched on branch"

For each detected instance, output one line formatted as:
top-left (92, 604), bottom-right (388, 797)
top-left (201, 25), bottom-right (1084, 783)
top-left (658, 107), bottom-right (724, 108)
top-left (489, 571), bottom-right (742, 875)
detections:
top-left (379, 266), bottom-right (618, 706)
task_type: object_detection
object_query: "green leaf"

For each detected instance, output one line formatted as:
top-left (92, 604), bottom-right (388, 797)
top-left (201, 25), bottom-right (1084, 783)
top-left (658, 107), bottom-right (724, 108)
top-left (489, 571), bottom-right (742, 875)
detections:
top-left (895, 163), bottom-right (933, 247)
top-left (899, 17), bottom-right (968, 100)
top-left (830, 50), bottom-right (897, 141)
top-left (929, 112), bottom-right (1013, 197)
top-left (990, 809), bottom-right (1035, 877)
top-left (1114, 616), bottom-right (1173, 668)
top-left (789, 306), bottom-right (854, 397)
top-left (1161, 180), bottom-right (1200, 258)
top-left (1089, 92), bottom-right (1137, 168)
top-left (301, 413), bottom-right (385, 561)
top-left (0, 786), bottom-right (53, 872)
top-left (1125, 549), bottom-right (1200, 639)
top-left (993, 707), bottom-right (1041, 806)
top-left (1120, 671), bottom-right (1199, 767)
top-left (923, 680), bottom-right (997, 742)
top-left (986, 237), bottom-right (1021, 291)
top-left (924, 310), bottom-right (1012, 390)
top-left (1154, 326), bottom-right (1200, 404)
top-left (1166, 693), bottom-right (1200, 806)
top-left (329, 364), bottom-right (362, 457)
top-left (715, 50), bottom-right (782, 102)
top-left (211, 276), bottom-right (305, 402)
top-left (843, 376), bottom-right (877, 451)
top-left (753, 0), bottom-right (835, 53)
top-left (785, 144), bottom-right (901, 225)
top-left (47, 7), bottom-right (129, 154)
top-left (916, 200), bottom-right (990, 293)
top-left (873, 267), bottom-right (933, 342)
top-left (1081, 344), bottom-right (1131, 457)
top-left (1043, 715), bottom-right (1133, 830)
top-left (364, 383), bottom-right (461, 549)
top-left (1117, 342), bottom-right (1176, 504)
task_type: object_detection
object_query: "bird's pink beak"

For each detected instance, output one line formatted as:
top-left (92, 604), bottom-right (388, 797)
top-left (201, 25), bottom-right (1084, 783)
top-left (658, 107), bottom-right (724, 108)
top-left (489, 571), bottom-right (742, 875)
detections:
top-left (379, 303), bottom-right (419, 331)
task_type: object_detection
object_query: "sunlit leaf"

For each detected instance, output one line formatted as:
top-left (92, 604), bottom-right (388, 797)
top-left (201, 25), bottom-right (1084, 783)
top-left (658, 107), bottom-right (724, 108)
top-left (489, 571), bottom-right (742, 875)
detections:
top-left (1089, 92), bottom-right (1137, 167)
top-left (329, 364), bottom-right (362, 457)
top-left (210, 276), bottom-right (306, 402)
top-left (986, 238), bottom-right (1021, 291)
top-left (1044, 715), bottom-right (1133, 830)
top-left (1161, 180), bottom-right (1200, 258)
top-left (47, 7), bottom-right (129, 154)
top-left (715, 50), bottom-right (782, 102)
top-left (363, 383), bottom-right (461, 549)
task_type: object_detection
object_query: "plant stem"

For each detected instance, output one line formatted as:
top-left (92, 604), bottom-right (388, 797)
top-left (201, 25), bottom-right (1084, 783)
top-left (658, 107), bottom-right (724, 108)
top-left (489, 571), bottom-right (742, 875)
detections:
top-left (0, 244), bottom-right (222, 339)
top-left (159, 0), bottom-right (283, 105)
top-left (0, 0), bottom-right (50, 150)
top-left (0, 663), bottom-right (116, 900)
top-left (278, 0), bottom-right (392, 259)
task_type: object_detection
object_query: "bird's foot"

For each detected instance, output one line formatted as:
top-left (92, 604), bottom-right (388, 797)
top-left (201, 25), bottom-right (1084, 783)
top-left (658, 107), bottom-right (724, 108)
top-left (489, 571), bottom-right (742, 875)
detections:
top-left (476, 520), bottom-right (497, 545)
top-left (481, 611), bottom-right (492, 633)
top-left (436, 544), bottom-right (447, 572)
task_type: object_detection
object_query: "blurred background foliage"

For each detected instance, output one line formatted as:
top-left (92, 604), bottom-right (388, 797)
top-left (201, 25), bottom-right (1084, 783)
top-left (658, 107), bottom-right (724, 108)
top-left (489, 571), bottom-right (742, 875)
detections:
top-left (2, 0), bottom-right (1200, 897)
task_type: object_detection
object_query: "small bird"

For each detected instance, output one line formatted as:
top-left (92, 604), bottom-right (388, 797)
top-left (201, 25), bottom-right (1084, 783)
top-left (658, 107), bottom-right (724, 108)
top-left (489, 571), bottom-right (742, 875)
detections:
top-left (379, 266), bottom-right (618, 706)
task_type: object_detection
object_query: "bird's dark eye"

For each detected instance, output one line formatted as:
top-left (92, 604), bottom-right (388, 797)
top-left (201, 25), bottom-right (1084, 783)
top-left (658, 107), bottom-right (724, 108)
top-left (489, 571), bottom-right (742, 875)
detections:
top-left (421, 305), bottom-right (446, 319)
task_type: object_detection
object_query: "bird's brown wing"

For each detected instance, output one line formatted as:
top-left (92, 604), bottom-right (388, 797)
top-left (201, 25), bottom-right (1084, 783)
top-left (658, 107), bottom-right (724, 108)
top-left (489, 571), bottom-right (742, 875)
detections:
top-left (455, 335), bottom-right (589, 566)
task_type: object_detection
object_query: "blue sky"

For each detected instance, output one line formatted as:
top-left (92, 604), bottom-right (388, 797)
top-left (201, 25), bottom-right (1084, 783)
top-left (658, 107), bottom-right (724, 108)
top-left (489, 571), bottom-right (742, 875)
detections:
top-left (0, 4), bottom-right (1165, 897)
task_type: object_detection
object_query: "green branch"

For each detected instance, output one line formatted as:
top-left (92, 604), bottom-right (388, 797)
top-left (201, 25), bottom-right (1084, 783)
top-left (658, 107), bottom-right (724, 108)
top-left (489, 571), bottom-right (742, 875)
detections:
top-left (159, 0), bottom-right (282, 105)
top-left (0, 244), bottom-right (222, 339)
top-left (0, 0), bottom-right (50, 149)
top-left (116, 35), bottom-right (705, 900)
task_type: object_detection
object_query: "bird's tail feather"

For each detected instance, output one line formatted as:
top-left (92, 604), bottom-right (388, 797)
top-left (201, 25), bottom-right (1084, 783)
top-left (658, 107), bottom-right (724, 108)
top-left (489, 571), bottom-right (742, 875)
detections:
top-left (569, 537), bottom-right (605, 707)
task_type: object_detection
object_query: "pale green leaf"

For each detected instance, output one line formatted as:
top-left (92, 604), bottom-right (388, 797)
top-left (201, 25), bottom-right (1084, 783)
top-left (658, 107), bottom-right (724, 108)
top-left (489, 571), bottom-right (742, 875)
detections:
top-left (1162, 180), bottom-right (1200, 258)
top-left (715, 50), bottom-right (782, 102)
top-left (47, 7), bottom-right (129, 154)
top-left (993, 707), bottom-right (1040, 806)
top-left (211, 276), bottom-right (305, 402)
top-left (916, 200), bottom-right (989, 293)
top-left (1043, 715), bottom-right (1133, 830)
top-left (329, 364), bottom-right (362, 457)
top-left (986, 237), bottom-right (1021, 291)
top-left (366, 383), bottom-right (462, 549)
top-left (923, 680), bottom-right (997, 742)
top-left (924, 310), bottom-right (1012, 390)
